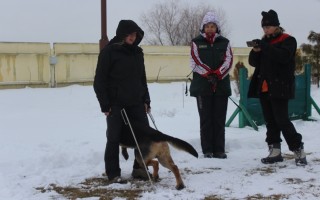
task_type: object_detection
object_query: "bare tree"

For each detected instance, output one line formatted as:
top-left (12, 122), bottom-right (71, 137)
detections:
top-left (140, 8), bottom-right (164, 45)
top-left (295, 49), bottom-right (305, 74)
top-left (232, 61), bottom-right (246, 95)
top-left (300, 31), bottom-right (320, 87)
top-left (140, 0), bottom-right (229, 46)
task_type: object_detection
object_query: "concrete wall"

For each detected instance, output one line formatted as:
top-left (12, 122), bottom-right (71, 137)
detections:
top-left (0, 42), bottom-right (253, 88)
top-left (53, 43), bottom-right (98, 85)
top-left (0, 42), bottom-right (51, 88)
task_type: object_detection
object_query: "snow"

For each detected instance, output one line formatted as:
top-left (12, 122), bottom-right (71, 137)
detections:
top-left (1, 82), bottom-right (320, 199)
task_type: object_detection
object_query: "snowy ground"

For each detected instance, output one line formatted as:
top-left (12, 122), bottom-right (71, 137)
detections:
top-left (1, 82), bottom-right (320, 199)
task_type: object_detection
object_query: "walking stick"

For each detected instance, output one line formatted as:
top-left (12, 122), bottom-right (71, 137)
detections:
top-left (120, 108), bottom-right (154, 187)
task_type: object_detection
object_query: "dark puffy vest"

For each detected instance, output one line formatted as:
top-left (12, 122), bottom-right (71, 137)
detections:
top-left (190, 35), bottom-right (231, 97)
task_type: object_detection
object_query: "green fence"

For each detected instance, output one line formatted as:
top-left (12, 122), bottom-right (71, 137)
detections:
top-left (226, 64), bottom-right (320, 130)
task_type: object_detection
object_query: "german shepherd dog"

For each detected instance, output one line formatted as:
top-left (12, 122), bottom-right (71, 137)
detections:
top-left (119, 121), bottom-right (198, 190)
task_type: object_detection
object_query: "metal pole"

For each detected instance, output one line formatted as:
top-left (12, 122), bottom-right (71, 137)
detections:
top-left (99, 0), bottom-right (109, 51)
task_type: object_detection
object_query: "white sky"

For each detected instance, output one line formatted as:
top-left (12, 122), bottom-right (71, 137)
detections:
top-left (1, 0), bottom-right (320, 47)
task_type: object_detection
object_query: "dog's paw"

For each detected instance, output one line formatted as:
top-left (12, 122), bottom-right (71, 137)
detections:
top-left (152, 175), bottom-right (160, 182)
top-left (175, 183), bottom-right (185, 190)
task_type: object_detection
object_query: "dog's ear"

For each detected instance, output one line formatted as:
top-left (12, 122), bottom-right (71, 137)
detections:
top-left (121, 147), bottom-right (129, 160)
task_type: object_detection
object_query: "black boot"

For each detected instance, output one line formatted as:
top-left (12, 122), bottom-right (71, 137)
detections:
top-left (212, 152), bottom-right (227, 159)
top-left (293, 143), bottom-right (307, 166)
top-left (261, 143), bottom-right (283, 164)
top-left (132, 159), bottom-right (152, 180)
top-left (108, 176), bottom-right (128, 184)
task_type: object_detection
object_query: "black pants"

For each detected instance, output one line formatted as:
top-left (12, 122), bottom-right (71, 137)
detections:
top-left (259, 93), bottom-right (302, 151)
top-left (196, 95), bottom-right (228, 154)
top-left (105, 104), bottom-right (149, 179)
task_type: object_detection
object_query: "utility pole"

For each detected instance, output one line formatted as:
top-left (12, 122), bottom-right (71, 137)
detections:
top-left (99, 0), bottom-right (109, 51)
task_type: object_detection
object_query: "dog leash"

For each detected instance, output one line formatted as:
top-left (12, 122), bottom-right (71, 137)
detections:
top-left (120, 108), bottom-right (154, 187)
top-left (148, 112), bottom-right (158, 130)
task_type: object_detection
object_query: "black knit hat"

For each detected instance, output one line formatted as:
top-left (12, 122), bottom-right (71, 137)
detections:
top-left (261, 9), bottom-right (280, 27)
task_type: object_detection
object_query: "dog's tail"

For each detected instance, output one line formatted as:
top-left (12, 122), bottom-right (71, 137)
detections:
top-left (129, 122), bottom-right (198, 158)
top-left (144, 126), bottom-right (198, 158)
top-left (161, 134), bottom-right (199, 158)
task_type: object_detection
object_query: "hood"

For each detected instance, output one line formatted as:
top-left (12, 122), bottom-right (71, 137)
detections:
top-left (109, 20), bottom-right (144, 46)
top-left (200, 11), bottom-right (221, 33)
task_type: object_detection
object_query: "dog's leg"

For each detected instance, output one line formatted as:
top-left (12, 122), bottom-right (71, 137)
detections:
top-left (147, 159), bottom-right (159, 181)
top-left (160, 157), bottom-right (185, 190)
top-left (157, 144), bottom-right (185, 190)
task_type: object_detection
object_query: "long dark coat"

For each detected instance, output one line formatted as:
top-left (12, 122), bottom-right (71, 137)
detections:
top-left (247, 33), bottom-right (297, 99)
top-left (93, 20), bottom-right (150, 112)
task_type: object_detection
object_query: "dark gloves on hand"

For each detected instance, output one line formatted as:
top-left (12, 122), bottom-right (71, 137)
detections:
top-left (252, 39), bottom-right (267, 49)
top-left (207, 73), bottom-right (218, 85)
top-left (207, 73), bottom-right (218, 92)
top-left (252, 39), bottom-right (261, 47)
top-left (203, 70), bottom-right (220, 92)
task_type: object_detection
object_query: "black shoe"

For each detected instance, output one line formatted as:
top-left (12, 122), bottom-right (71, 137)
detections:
top-left (131, 168), bottom-right (152, 180)
top-left (295, 156), bottom-right (307, 166)
top-left (261, 144), bottom-right (283, 164)
top-left (108, 176), bottom-right (127, 184)
top-left (293, 143), bottom-right (307, 166)
top-left (204, 153), bottom-right (214, 158)
top-left (212, 152), bottom-right (227, 159)
top-left (261, 154), bottom-right (284, 164)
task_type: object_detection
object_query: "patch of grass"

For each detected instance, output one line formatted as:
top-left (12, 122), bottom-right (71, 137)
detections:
top-left (284, 178), bottom-right (303, 184)
top-left (246, 166), bottom-right (276, 176)
top-left (204, 195), bottom-right (224, 200)
top-left (283, 177), bottom-right (316, 185)
top-left (36, 177), bottom-right (144, 200)
top-left (184, 167), bottom-right (222, 175)
top-left (245, 164), bottom-right (288, 176)
top-left (245, 193), bottom-right (288, 200)
top-left (312, 158), bottom-right (320, 163)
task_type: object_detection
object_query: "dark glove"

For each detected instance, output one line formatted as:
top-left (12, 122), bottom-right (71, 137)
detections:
top-left (207, 73), bottom-right (218, 92)
top-left (252, 39), bottom-right (267, 49)
top-left (207, 73), bottom-right (218, 84)
top-left (144, 100), bottom-right (151, 113)
top-left (145, 100), bottom-right (151, 108)
top-left (252, 39), bottom-right (261, 47)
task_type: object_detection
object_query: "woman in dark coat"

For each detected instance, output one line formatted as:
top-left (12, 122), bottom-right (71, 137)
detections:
top-left (94, 20), bottom-right (151, 182)
top-left (189, 11), bottom-right (233, 159)
top-left (248, 10), bottom-right (307, 166)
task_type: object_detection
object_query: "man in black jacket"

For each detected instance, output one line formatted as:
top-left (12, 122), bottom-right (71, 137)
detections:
top-left (248, 10), bottom-right (307, 166)
top-left (94, 20), bottom-right (151, 182)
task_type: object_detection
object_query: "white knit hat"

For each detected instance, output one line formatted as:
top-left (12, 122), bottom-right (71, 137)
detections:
top-left (200, 11), bottom-right (220, 33)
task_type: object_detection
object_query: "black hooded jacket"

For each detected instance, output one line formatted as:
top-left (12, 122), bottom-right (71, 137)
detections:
top-left (93, 20), bottom-right (150, 112)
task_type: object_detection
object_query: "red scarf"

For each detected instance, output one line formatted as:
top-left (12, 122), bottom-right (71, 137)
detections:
top-left (205, 33), bottom-right (215, 44)
top-left (270, 33), bottom-right (290, 44)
